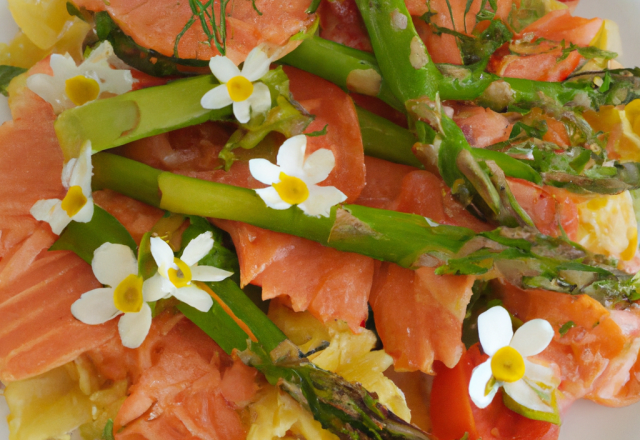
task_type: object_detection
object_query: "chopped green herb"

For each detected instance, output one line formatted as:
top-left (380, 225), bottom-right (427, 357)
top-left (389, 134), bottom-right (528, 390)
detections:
top-left (559, 321), bottom-right (575, 336)
top-left (0, 65), bottom-right (27, 97)
top-left (174, 0), bottom-right (231, 57)
top-left (102, 419), bottom-right (115, 440)
top-left (66, 1), bottom-right (86, 21)
top-left (251, 0), bottom-right (263, 16)
top-left (305, 124), bottom-right (328, 137)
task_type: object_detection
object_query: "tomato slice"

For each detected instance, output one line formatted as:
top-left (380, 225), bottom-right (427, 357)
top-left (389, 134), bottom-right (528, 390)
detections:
top-left (431, 344), bottom-right (561, 440)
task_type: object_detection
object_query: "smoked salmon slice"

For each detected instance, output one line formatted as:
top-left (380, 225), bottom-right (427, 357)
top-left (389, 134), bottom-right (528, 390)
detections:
top-left (72, 0), bottom-right (316, 64)
top-left (0, 224), bottom-right (116, 382)
top-left (85, 314), bottom-right (258, 440)
top-left (495, 280), bottom-right (640, 408)
top-left (0, 62), bottom-right (118, 382)
top-left (367, 168), bottom-right (488, 373)
top-left (370, 264), bottom-right (475, 373)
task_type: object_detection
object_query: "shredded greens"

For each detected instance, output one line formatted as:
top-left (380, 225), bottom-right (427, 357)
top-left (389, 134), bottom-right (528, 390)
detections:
top-left (174, 0), bottom-right (231, 57)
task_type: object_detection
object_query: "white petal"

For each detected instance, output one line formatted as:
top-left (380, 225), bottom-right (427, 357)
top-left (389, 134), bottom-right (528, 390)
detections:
top-left (30, 198), bottom-right (61, 223)
top-left (118, 303), bottom-right (152, 349)
top-left (277, 135), bottom-right (307, 176)
top-left (92, 242), bottom-right (138, 287)
top-left (26, 73), bottom-right (69, 113)
top-left (191, 265), bottom-right (234, 282)
top-left (61, 158), bottom-right (77, 189)
top-left (255, 187), bottom-right (292, 210)
top-left (181, 231), bottom-right (214, 266)
top-left (161, 275), bottom-right (178, 294)
top-left (209, 55), bottom-right (241, 83)
top-left (201, 84), bottom-right (233, 110)
top-left (71, 197), bottom-right (94, 223)
top-left (504, 380), bottom-right (554, 413)
top-left (233, 100), bottom-right (251, 123)
top-left (241, 46), bottom-right (271, 82)
top-left (31, 199), bottom-right (71, 235)
top-left (298, 185), bottom-right (346, 217)
top-left (303, 148), bottom-right (335, 185)
top-left (69, 141), bottom-right (94, 195)
top-left (510, 319), bottom-right (554, 358)
top-left (468, 360), bottom-right (500, 409)
top-left (249, 159), bottom-right (281, 185)
top-left (478, 306), bottom-right (513, 356)
top-left (247, 82), bottom-right (272, 115)
top-left (173, 285), bottom-right (214, 312)
top-left (524, 360), bottom-right (557, 386)
top-left (142, 273), bottom-right (168, 302)
top-left (150, 237), bottom-right (176, 277)
top-left (71, 288), bottom-right (120, 325)
top-left (49, 53), bottom-right (77, 77)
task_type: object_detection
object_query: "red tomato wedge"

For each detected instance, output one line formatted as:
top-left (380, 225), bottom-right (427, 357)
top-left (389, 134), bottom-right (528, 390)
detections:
top-left (73, 0), bottom-right (315, 64)
top-left (431, 344), bottom-right (560, 440)
top-left (318, 0), bottom-right (372, 52)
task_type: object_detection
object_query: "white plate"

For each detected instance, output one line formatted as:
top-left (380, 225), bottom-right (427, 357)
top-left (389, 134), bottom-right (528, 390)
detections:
top-left (1, 1), bottom-right (640, 439)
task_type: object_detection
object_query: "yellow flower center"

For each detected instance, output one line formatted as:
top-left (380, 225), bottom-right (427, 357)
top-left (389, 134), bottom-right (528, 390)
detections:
top-left (65, 75), bottom-right (100, 106)
top-left (113, 274), bottom-right (144, 313)
top-left (168, 257), bottom-right (192, 288)
top-left (273, 172), bottom-right (309, 205)
top-left (60, 185), bottom-right (87, 217)
top-left (491, 346), bottom-right (526, 383)
top-left (226, 76), bottom-right (254, 102)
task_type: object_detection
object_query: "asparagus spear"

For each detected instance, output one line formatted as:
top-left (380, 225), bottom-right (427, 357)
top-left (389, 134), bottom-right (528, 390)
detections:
top-left (56, 206), bottom-right (432, 440)
top-left (353, 0), bottom-right (530, 224)
top-left (92, 152), bottom-right (635, 301)
top-left (282, 37), bottom-right (640, 112)
top-left (55, 75), bottom-right (230, 160)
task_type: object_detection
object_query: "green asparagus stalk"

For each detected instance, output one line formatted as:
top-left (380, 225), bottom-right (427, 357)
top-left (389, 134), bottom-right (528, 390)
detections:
top-left (280, 36), bottom-right (404, 112)
top-left (282, 37), bottom-right (640, 112)
top-left (353, 0), bottom-right (527, 223)
top-left (54, 205), bottom-right (432, 440)
top-left (353, 0), bottom-right (442, 103)
top-left (55, 75), bottom-right (231, 160)
top-left (92, 152), bottom-right (636, 301)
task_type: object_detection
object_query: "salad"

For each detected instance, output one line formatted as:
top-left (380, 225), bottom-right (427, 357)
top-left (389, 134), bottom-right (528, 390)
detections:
top-left (1, 0), bottom-right (640, 439)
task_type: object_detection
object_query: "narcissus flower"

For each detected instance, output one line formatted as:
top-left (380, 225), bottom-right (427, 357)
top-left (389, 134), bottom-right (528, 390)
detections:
top-left (201, 45), bottom-right (272, 123)
top-left (249, 135), bottom-right (347, 217)
top-left (469, 306), bottom-right (558, 413)
top-left (27, 41), bottom-right (133, 114)
top-left (30, 141), bottom-right (94, 235)
top-left (71, 243), bottom-right (154, 349)
top-left (146, 232), bottom-right (233, 312)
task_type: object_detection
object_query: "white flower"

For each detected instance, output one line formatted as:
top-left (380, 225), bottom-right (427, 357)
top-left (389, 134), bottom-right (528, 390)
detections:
top-left (27, 41), bottom-right (133, 114)
top-left (468, 306), bottom-right (558, 413)
top-left (145, 232), bottom-right (234, 312)
top-left (30, 141), bottom-right (94, 235)
top-left (249, 135), bottom-right (347, 217)
top-left (201, 45), bottom-right (272, 123)
top-left (71, 243), bottom-right (155, 349)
